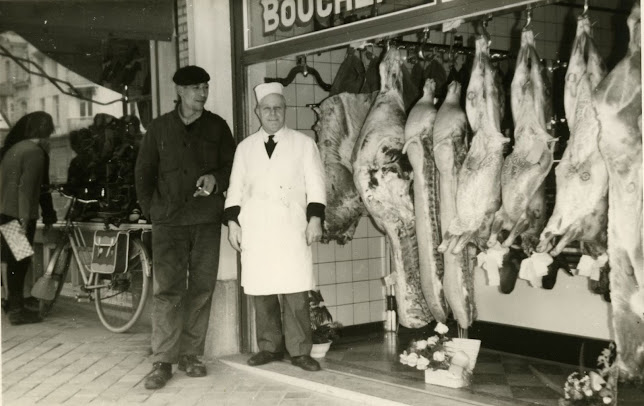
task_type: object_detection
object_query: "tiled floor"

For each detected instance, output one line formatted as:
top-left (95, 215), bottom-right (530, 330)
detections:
top-left (322, 330), bottom-right (643, 406)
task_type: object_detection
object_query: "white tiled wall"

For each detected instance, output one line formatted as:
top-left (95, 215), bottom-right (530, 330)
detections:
top-left (312, 216), bottom-right (388, 327)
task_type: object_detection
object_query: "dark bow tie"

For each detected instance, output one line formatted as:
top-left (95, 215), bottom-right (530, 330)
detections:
top-left (265, 135), bottom-right (276, 158)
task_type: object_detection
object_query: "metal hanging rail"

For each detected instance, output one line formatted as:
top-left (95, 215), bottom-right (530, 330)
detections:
top-left (241, 0), bottom-right (550, 66)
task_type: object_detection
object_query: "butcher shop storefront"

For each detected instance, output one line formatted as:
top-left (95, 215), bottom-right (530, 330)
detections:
top-left (233, 0), bottom-right (642, 405)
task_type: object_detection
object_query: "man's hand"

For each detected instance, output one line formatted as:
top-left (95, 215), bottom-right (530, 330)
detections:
top-left (194, 174), bottom-right (216, 197)
top-left (306, 217), bottom-right (323, 246)
top-left (228, 221), bottom-right (242, 252)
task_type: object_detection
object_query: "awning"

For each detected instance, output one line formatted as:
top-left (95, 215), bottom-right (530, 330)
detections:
top-left (0, 0), bottom-right (173, 104)
top-left (0, 0), bottom-right (175, 42)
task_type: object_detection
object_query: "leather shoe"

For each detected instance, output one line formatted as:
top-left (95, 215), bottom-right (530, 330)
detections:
top-left (144, 362), bottom-right (172, 390)
top-left (291, 355), bottom-right (321, 371)
top-left (178, 354), bottom-right (207, 377)
top-left (8, 308), bottom-right (42, 325)
top-left (247, 351), bottom-right (283, 366)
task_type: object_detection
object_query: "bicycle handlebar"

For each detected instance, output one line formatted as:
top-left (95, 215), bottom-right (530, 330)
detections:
top-left (49, 184), bottom-right (99, 204)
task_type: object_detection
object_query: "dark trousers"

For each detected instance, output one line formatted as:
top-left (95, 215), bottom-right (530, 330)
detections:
top-left (151, 223), bottom-right (221, 364)
top-left (254, 291), bottom-right (312, 357)
top-left (0, 215), bottom-right (36, 310)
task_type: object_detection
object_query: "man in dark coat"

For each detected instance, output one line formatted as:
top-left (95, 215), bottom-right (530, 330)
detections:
top-left (135, 65), bottom-right (236, 389)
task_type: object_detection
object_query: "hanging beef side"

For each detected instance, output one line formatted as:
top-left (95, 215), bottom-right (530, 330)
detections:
top-left (314, 92), bottom-right (376, 244)
top-left (438, 35), bottom-right (508, 254)
top-left (538, 15), bottom-right (608, 256)
top-left (353, 48), bottom-right (432, 328)
top-left (487, 28), bottom-right (554, 250)
top-left (593, 2), bottom-right (644, 381)
top-left (403, 78), bottom-right (447, 323)
top-left (433, 80), bottom-right (476, 329)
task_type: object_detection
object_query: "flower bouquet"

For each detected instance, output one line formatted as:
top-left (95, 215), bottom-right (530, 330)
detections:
top-left (559, 343), bottom-right (616, 406)
top-left (399, 322), bottom-right (481, 388)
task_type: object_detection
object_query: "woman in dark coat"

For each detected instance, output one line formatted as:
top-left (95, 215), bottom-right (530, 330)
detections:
top-left (0, 111), bottom-right (57, 325)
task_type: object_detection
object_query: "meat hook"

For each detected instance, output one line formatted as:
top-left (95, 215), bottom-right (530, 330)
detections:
top-left (524, 6), bottom-right (533, 31)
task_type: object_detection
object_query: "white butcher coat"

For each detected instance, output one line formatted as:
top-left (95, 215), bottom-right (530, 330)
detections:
top-left (225, 126), bottom-right (326, 295)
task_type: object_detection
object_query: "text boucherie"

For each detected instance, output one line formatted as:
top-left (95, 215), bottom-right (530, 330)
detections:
top-left (261, 0), bottom-right (384, 35)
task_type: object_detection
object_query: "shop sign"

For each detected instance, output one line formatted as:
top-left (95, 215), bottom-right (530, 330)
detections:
top-left (261, 0), bottom-right (396, 35)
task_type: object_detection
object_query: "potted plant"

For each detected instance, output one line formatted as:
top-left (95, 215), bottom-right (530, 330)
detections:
top-left (309, 290), bottom-right (342, 358)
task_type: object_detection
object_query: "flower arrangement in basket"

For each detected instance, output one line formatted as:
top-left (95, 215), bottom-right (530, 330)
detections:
top-left (309, 290), bottom-right (342, 345)
top-left (399, 322), bottom-right (481, 388)
top-left (559, 343), bottom-right (617, 406)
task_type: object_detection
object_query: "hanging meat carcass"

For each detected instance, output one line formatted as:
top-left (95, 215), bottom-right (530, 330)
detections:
top-left (433, 80), bottom-right (476, 329)
top-left (593, 2), bottom-right (644, 381)
top-left (314, 92), bottom-right (376, 244)
top-left (537, 15), bottom-right (608, 257)
top-left (329, 47), bottom-right (366, 96)
top-left (402, 79), bottom-right (447, 323)
top-left (487, 28), bottom-right (554, 249)
top-left (353, 47), bottom-right (432, 328)
top-left (438, 35), bottom-right (508, 254)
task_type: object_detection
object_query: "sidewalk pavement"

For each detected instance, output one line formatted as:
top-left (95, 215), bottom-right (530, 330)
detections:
top-left (1, 297), bottom-right (364, 406)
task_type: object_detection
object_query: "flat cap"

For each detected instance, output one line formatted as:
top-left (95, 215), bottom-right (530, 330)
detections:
top-left (173, 65), bottom-right (210, 86)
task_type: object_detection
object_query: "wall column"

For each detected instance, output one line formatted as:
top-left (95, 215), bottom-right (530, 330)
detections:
top-left (186, 0), bottom-right (240, 358)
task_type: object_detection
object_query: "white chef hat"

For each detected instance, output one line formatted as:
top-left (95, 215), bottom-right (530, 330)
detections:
top-left (254, 82), bottom-right (284, 103)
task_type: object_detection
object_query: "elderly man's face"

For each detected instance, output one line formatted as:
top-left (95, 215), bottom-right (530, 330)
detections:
top-left (256, 94), bottom-right (286, 134)
top-left (177, 82), bottom-right (209, 114)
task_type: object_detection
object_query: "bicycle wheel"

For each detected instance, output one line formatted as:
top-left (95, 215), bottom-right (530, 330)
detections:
top-left (39, 241), bottom-right (73, 317)
top-left (95, 237), bottom-right (151, 333)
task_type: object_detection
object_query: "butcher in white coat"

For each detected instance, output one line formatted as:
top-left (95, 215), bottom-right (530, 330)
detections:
top-left (224, 82), bottom-right (326, 371)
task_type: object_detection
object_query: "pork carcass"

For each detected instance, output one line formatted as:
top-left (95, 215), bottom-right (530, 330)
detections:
top-left (433, 80), bottom-right (476, 328)
top-left (438, 35), bottom-right (508, 254)
top-left (487, 29), bottom-right (554, 250)
top-left (314, 92), bottom-right (376, 244)
top-left (402, 78), bottom-right (447, 323)
top-left (537, 15), bottom-right (608, 256)
top-left (593, 2), bottom-right (644, 380)
top-left (353, 48), bottom-right (432, 328)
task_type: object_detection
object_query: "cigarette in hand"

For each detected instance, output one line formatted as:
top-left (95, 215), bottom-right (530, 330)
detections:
top-left (198, 186), bottom-right (210, 196)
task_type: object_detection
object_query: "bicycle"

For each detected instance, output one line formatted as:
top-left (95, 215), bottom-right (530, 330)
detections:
top-left (34, 186), bottom-right (152, 333)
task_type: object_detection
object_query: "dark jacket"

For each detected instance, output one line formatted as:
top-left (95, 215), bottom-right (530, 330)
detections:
top-left (135, 108), bottom-right (236, 225)
top-left (0, 140), bottom-right (56, 223)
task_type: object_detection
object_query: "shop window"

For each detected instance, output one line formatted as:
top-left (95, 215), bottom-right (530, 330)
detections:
top-left (79, 88), bottom-right (94, 117)
top-left (35, 55), bottom-right (45, 85)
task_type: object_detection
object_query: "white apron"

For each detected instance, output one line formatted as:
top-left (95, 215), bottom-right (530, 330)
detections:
top-left (226, 127), bottom-right (326, 295)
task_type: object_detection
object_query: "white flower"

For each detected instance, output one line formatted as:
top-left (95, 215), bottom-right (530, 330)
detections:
top-left (583, 389), bottom-right (593, 397)
top-left (602, 396), bottom-right (612, 404)
top-left (589, 371), bottom-right (606, 391)
top-left (416, 356), bottom-right (430, 370)
top-left (434, 322), bottom-right (449, 335)
top-left (433, 351), bottom-right (446, 362)
top-left (426, 336), bottom-right (439, 346)
top-left (415, 340), bottom-right (428, 350)
top-left (399, 352), bottom-right (408, 364)
top-left (407, 353), bottom-right (419, 367)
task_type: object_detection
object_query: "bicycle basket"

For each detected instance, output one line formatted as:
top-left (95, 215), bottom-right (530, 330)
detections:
top-left (91, 230), bottom-right (129, 274)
